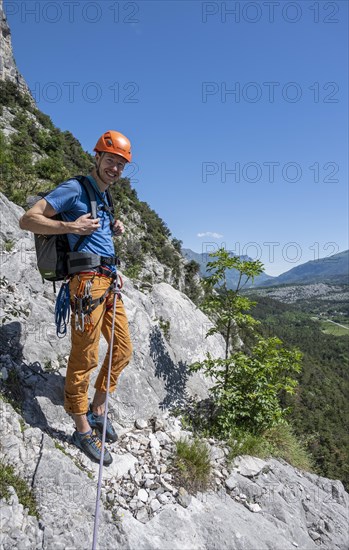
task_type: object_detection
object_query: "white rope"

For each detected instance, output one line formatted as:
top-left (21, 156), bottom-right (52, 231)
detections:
top-left (92, 279), bottom-right (118, 550)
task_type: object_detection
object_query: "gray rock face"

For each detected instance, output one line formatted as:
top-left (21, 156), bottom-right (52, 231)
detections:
top-left (177, 487), bottom-right (191, 508)
top-left (232, 455), bottom-right (269, 477)
top-left (2, 397), bottom-right (349, 550)
top-left (0, 401), bottom-right (129, 550)
top-left (1, 193), bottom-right (349, 550)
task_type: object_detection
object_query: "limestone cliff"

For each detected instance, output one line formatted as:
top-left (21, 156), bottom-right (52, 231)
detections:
top-left (0, 0), bottom-right (34, 103)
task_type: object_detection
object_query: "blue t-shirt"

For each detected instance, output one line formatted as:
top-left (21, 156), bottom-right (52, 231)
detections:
top-left (45, 176), bottom-right (115, 262)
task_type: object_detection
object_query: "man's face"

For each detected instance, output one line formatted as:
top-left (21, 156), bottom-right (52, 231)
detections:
top-left (97, 152), bottom-right (126, 184)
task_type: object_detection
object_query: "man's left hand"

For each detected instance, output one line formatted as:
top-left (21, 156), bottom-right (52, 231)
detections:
top-left (112, 220), bottom-right (125, 236)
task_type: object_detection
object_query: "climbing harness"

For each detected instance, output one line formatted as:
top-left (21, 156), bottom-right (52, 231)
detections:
top-left (92, 276), bottom-right (119, 550)
top-left (54, 266), bottom-right (123, 337)
top-left (72, 271), bottom-right (123, 334)
top-left (66, 253), bottom-right (119, 276)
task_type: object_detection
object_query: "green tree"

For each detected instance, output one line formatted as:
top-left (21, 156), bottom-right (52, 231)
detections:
top-left (201, 248), bottom-right (264, 358)
top-left (172, 238), bottom-right (183, 253)
top-left (184, 260), bottom-right (201, 303)
top-left (190, 248), bottom-right (302, 437)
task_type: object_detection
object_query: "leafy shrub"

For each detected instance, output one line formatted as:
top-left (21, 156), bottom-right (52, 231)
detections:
top-left (0, 368), bottom-right (24, 413)
top-left (0, 80), bottom-right (32, 111)
top-left (34, 156), bottom-right (69, 183)
top-left (172, 238), bottom-right (182, 253)
top-left (159, 317), bottom-right (171, 341)
top-left (192, 337), bottom-right (302, 437)
top-left (33, 109), bottom-right (54, 130)
top-left (184, 260), bottom-right (201, 304)
top-left (124, 263), bottom-right (142, 280)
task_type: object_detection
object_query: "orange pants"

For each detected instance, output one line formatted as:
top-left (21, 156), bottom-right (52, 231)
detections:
top-left (64, 274), bottom-right (133, 415)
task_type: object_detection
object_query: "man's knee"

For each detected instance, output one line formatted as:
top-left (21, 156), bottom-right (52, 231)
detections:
top-left (121, 340), bottom-right (133, 363)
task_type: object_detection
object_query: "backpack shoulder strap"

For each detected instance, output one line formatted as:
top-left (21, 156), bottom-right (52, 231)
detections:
top-left (72, 175), bottom-right (98, 252)
top-left (106, 188), bottom-right (115, 218)
top-left (74, 175), bottom-right (97, 219)
top-left (76, 175), bottom-right (115, 222)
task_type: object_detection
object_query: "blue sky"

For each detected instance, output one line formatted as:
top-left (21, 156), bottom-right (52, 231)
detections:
top-left (4, 0), bottom-right (348, 276)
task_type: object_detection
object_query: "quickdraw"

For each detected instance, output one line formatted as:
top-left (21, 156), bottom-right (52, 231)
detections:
top-left (74, 277), bottom-right (94, 332)
top-left (72, 273), bottom-right (123, 333)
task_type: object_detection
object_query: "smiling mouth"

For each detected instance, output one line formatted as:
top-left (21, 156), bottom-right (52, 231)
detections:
top-left (105, 170), bottom-right (117, 179)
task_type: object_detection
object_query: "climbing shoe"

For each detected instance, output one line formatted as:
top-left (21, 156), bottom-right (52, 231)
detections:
top-left (87, 405), bottom-right (118, 443)
top-left (71, 429), bottom-right (113, 466)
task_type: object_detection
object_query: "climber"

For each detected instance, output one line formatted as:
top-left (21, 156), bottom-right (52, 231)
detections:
top-left (19, 131), bottom-right (134, 466)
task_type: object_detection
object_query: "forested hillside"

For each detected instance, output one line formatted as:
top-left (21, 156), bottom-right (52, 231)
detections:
top-left (246, 294), bottom-right (349, 489)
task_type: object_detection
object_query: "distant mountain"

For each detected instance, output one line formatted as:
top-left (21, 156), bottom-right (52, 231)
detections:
top-left (182, 248), bottom-right (274, 289)
top-left (255, 250), bottom-right (349, 287)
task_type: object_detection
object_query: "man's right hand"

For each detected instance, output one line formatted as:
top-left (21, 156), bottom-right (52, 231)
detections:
top-left (73, 213), bottom-right (101, 235)
top-left (19, 199), bottom-right (101, 236)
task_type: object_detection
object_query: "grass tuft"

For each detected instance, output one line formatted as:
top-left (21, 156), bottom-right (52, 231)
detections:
top-left (0, 369), bottom-right (24, 414)
top-left (228, 422), bottom-right (314, 472)
top-left (171, 437), bottom-right (212, 494)
top-left (0, 462), bottom-right (39, 518)
top-left (3, 239), bottom-right (15, 253)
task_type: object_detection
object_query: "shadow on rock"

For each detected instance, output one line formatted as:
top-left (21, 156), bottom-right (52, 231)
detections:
top-left (0, 321), bottom-right (24, 361)
top-left (0, 321), bottom-right (68, 442)
top-left (149, 325), bottom-right (191, 410)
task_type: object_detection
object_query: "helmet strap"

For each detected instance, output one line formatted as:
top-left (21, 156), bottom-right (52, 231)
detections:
top-left (95, 151), bottom-right (105, 181)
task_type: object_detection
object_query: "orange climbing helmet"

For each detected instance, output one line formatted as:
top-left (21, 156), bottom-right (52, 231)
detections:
top-left (94, 130), bottom-right (132, 163)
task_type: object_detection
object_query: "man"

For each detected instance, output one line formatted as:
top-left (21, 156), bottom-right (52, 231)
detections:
top-left (19, 130), bottom-right (133, 466)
